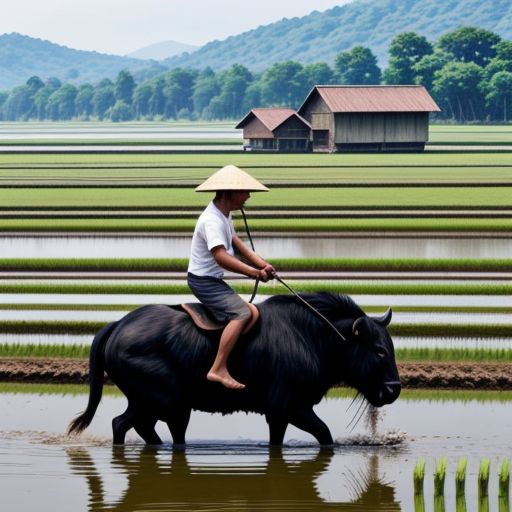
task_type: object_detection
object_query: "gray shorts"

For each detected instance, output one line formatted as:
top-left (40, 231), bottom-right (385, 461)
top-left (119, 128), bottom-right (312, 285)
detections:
top-left (187, 273), bottom-right (251, 324)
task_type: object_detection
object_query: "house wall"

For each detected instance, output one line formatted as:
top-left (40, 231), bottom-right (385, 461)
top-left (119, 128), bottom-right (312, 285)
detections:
top-left (334, 112), bottom-right (429, 143)
top-left (300, 92), bottom-right (335, 149)
top-left (241, 116), bottom-right (274, 139)
top-left (274, 116), bottom-right (310, 139)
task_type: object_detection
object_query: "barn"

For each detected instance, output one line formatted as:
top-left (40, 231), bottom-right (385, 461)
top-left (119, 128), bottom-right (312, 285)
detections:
top-left (235, 108), bottom-right (312, 152)
top-left (297, 85), bottom-right (441, 152)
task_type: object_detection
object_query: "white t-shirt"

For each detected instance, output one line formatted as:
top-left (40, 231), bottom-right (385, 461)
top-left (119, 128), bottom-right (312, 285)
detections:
top-left (187, 201), bottom-right (235, 278)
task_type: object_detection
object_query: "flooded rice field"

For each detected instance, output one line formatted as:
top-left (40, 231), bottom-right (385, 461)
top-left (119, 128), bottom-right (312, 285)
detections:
top-left (1, 387), bottom-right (511, 511)
top-left (2, 234), bottom-right (511, 259)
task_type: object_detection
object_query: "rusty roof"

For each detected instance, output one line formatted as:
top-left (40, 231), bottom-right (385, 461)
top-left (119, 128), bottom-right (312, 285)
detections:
top-left (236, 108), bottom-right (311, 131)
top-left (299, 86), bottom-right (441, 113)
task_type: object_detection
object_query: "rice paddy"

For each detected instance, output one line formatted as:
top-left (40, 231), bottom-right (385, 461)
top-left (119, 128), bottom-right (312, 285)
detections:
top-left (0, 122), bottom-right (510, 375)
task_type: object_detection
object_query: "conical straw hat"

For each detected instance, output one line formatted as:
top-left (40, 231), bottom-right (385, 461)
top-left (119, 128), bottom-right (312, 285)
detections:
top-left (195, 165), bottom-right (269, 192)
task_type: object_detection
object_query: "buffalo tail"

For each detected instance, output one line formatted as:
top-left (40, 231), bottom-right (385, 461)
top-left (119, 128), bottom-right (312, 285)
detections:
top-left (67, 321), bottom-right (118, 435)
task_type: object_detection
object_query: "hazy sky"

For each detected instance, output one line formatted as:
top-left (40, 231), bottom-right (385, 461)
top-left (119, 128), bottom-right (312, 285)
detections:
top-left (1, 0), bottom-right (352, 55)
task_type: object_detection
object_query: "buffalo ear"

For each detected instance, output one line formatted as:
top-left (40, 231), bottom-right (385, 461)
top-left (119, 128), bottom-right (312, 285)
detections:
top-left (352, 316), bottom-right (366, 337)
top-left (373, 307), bottom-right (392, 327)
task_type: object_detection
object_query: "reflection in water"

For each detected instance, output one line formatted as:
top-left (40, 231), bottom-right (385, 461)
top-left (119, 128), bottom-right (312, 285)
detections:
top-left (67, 447), bottom-right (401, 512)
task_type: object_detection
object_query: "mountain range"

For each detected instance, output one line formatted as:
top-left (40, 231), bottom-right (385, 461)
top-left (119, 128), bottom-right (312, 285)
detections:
top-left (0, 0), bottom-right (511, 90)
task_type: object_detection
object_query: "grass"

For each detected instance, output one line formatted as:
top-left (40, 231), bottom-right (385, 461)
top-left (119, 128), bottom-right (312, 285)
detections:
top-left (0, 342), bottom-right (90, 358)
top-left (396, 347), bottom-right (512, 362)
top-left (0, 382), bottom-right (122, 395)
top-left (0, 281), bottom-right (508, 295)
top-left (0, 257), bottom-right (510, 272)
top-left (1, 149), bottom-right (512, 168)
top-left (0, 217), bottom-right (511, 231)
top-left (0, 303), bottom-right (510, 315)
top-left (0, 186), bottom-right (510, 209)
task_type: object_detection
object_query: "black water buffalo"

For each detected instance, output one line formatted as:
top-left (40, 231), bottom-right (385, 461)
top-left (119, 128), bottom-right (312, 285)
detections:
top-left (68, 293), bottom-right (401, 445)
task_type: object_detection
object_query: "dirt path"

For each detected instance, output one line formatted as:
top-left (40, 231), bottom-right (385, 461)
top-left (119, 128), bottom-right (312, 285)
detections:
top-left (1, 358), bottom-right (512, 389)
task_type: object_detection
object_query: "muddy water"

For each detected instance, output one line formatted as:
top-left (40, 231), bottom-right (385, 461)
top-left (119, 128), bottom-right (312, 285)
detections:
top-left (1, 388), bottom-right (511, 511)
top-left (1, 235), bottom-right (511, 259)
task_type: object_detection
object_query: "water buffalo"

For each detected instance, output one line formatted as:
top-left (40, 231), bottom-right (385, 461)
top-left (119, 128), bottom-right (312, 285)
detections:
top-left (68, 293), bottom-right (401, 446)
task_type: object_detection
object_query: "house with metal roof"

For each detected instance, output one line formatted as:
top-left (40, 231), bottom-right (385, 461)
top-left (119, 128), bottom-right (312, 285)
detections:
top-left (297, 85), bottom-right (441, 152)
top-left (235, 108), bottom-right (312, 152)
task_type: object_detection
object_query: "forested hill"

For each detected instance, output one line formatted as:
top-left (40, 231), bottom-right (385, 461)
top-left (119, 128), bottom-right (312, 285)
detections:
top-left (0, 33), bottom-right (163, 90)
top-left (165, 0), bottom-right (512, 71)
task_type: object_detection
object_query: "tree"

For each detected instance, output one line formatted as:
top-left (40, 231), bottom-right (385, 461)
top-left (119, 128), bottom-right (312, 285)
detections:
top-left (334, 46), bottom-right (381, 85)
top-left (114, 70), bottom-right (135, 105)
top-left (432, 61), bottom-right (485, 121)
top-left (2, 85), bottom-right (32, 120)
top-left (32, 78), bottom-right (62, 120)
top-left (75, 84), bottom-right (94, 119)
top-left (486, 71), bottom-right (512, 121)
top-left (162, 68), bottom-right (198, 118)
top-left (299, 62), bottom-right (334, 93)
top-left (260, 61), bottom-right (304, 107)
top-left (384, 32), bottom-right (433, 84)
top-left (436, 27), bottom-right (501, 68)
top-left (413, 50), bottom-right (452, 91)
top-left (484, 40), bottom-right (512, 80)
top-left (109, 100), bottom-right (133, 122)
top-left (92, 80), bottom-right (115, 120)
top-left (149, 78), bottom-right (166, 118)
top-left (46, 84), bottom-right (78, 120)
top-left (192, 68), bottom-right (220, 116)
top-left (205, 64), bottom-right (253, 119)
top-left (132, 83), bottom-right (153, 118)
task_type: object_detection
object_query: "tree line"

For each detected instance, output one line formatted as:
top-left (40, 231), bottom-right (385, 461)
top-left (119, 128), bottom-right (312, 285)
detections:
top-left (1, 26), bottom-right (511, 123)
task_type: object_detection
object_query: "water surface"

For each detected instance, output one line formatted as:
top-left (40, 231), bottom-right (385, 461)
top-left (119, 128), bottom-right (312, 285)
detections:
top-left (1, 389), bottom-right (511, 511)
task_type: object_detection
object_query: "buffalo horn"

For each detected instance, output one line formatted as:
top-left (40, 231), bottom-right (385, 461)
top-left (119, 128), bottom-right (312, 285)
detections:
top-left (372, 307), bottom-right (392, 327)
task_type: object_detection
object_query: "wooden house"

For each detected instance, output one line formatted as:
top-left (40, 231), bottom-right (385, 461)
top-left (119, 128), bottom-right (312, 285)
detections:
top-left (297, 85), bottom-right (441, 152)
top-left (235, 108), bottom-right (312, 152)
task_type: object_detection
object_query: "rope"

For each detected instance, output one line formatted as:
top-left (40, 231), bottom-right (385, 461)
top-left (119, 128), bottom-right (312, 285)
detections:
top-left (240, 208), bottom-right (346, 342)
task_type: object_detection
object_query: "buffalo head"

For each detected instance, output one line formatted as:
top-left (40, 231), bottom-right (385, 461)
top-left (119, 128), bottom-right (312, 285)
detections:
top-left (344, 307), bottom-right (401, 407)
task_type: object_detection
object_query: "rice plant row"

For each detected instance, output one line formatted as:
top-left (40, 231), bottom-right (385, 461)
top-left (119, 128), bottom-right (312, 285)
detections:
top-left (0, 257), bottom-right (510, 272)
top-left (414, 457), bottom-right (509, 512)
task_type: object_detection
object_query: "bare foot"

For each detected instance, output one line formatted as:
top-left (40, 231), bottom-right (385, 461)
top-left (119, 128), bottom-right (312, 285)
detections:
top-left (207, 370), bottom-right (245, 390)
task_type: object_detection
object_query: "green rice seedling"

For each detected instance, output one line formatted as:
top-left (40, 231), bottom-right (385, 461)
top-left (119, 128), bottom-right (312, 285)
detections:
top-left (456, 494), bottom-right (467, 512)
top-left (434, 494), bottom-right (445, 512)
top-left (434, 457), bottom-right (447, 496)
top-left (455, 457), bottom-right (468, 497)
top-left (413, 458), bottom-right (426, 495)
top-left (499, 459), bottom-right (510, 499)
top-left (414, 494), bottom-right (426, 512)
top-left (0, 343), bottom-right (89, 359)
top-left (455, 457), bottom-right (467, 483)
top-left (478, 458), bottom-right (491, 498)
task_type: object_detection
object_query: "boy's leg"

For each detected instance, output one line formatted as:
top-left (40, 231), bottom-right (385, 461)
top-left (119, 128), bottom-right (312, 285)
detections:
top-left (207, 317), bottom-right (248, 389)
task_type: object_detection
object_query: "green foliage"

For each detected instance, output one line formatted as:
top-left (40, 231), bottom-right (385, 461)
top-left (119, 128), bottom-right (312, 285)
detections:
top-left (334, 46), bottom-right (381, 85)
top-left (384, 32), bottom-right (433, 85)
top-left (414, 458), bottom-right (426, 495)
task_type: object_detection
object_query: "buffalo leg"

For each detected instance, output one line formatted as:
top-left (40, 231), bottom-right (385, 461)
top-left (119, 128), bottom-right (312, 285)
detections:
top-left (266, 414), bottom-right (288, 446)
top-left (134, 416), bottom-right (162, 445)
top-left (290, 408), bottom-right (333, 445)
top-left (112, 406), bottom-right (136, 445)
top-left (166, 408), bottom-right (191, 446)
